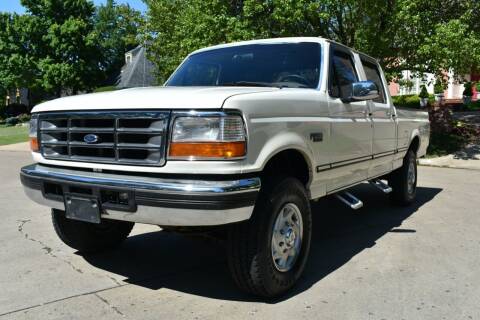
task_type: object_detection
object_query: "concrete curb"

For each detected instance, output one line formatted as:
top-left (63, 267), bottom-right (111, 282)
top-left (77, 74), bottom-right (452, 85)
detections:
top-left (418, 157), bottom-right (480, 171)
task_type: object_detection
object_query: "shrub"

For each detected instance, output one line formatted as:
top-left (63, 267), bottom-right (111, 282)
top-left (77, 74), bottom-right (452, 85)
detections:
top-left (434, 80), bottom-right (444, 94)
top-left (392, 94), bottom-right (422, 109)
top-left (463, 82), bottom-right (473, 97)
top-left (5, 117), bottom-right (19, 126)
top-left (476, 82), bottom-right (480, 92)
top-left (427, 107), bottom-right (479, 157)
top-left (18, 113), bottom-right (31, 123)
top-left (466, 100), bottom-right (480, 111)
top-left (419, 85), bottom-right (429, 99)
top-left (0, 103), bottom-right (6, 119)
top-left (5, 103), bottom-right (29, 117)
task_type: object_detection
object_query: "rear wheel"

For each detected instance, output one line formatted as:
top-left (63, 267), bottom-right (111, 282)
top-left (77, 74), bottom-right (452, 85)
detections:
top-left (52, 209), bottom-right (134, 253)
top-left (389, 150), bottom-right (417, 206)
top-left (227, 177), bottom-right (312, 298)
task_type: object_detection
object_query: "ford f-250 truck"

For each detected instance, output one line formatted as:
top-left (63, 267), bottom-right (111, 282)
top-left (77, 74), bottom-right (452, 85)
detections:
top-left (20, 37), bottom-right (429, 297)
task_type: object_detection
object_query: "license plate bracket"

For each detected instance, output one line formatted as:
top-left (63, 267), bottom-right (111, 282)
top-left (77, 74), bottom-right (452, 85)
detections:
top-left (64, 193), bottom-right (101, 224)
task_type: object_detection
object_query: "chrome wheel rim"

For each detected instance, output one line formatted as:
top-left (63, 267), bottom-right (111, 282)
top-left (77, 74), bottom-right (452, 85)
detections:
top-left (407, 159), bottom-right (416, 194)
top-left (271, 203), bottom-right (303, 272)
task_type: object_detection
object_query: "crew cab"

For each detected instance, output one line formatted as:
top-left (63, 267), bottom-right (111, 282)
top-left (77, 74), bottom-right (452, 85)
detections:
top-left (20, 37), bottom-right (430, 298)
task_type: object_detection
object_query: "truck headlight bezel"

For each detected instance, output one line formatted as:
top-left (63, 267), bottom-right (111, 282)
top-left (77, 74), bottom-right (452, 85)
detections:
top-left (168, 111), bottom-right (247, 160)
top-left (29, 114), bottom-right (39, 152)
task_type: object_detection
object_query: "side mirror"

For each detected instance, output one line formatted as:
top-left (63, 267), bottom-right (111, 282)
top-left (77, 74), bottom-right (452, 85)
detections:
top-left (345, 81), bottom-right (379, 102)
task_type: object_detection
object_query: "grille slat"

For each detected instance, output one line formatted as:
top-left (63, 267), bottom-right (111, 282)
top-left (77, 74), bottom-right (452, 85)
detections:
top-left (69, 128), bottom-right (115, 133)
top-left (39, 112), bottom-right (170, 166)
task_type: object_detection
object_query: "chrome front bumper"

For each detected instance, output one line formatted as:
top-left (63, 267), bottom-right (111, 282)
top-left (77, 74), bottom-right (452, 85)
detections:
top-left (20, 164), bottom-right (260, 226)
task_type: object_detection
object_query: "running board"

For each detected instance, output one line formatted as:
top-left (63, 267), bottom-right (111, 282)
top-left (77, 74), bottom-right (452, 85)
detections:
top-left (335, 192), bottom-right (363, 210)
top-left (370, 179), bottom-right (393, 194)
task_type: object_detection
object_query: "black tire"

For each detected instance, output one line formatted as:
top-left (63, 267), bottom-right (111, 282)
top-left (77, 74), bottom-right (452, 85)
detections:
top-left (52, 209), bottom-right (134, 253)
top-left (227, 177), bottom-right (312, 298)
top-left (389, 149), bottom-right (417, 206)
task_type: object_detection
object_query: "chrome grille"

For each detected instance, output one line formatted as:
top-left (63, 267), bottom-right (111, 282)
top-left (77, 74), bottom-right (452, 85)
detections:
top-left (38, 111), bottom-right (170, 166)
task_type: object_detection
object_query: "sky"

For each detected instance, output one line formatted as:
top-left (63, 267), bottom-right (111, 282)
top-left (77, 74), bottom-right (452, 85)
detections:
top-left (0, 0), bottom-right (147, 14)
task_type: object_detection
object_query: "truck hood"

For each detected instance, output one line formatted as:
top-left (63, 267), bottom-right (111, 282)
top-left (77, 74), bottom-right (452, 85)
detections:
top-left (32, 86), bottom-right (279, 113)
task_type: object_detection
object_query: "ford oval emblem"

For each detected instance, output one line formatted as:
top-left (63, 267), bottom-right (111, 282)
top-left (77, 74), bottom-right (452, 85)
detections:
top-left (84, 134), bottom-right (100, 144)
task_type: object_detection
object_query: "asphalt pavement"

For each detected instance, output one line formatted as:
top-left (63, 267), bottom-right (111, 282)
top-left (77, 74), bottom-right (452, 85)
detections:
top-left (0, 150), bottom-right (479, 320)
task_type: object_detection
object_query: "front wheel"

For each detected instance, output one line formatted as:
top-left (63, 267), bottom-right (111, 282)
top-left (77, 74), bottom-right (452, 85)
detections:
top-left (227, 177), bottom-right (312, 298)
top-left (389, 150), bottom-right (417, 206)
top-left (52, 209), bottom-right (134, 253)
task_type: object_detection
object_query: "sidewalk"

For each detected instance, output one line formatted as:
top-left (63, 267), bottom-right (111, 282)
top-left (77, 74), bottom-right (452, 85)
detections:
top-left (419, 142), bottom-right (480, 170)
top-left (0, 142), bottom-right (30, 152)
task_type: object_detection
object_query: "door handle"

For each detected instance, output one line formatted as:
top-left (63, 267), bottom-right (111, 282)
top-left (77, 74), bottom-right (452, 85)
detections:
top-left (363, 110), bottom-right (373, 117)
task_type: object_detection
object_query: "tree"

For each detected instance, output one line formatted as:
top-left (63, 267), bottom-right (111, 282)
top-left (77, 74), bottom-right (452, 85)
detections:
top-left (393, 0), bottom-right (480, 80)
top-left (0, 13), bottom-right (40, 98)
top-left (94, 0), bottom-right (143, 84)
top-left (143, 0), bottom-right (480, 83)
top-left (19, 0), bottom-right (102, 96)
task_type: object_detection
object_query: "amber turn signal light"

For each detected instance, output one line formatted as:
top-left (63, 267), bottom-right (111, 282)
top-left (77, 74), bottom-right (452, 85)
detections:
top-left (29, 137), bottom-right (39, 152)
top-left (169, 141), bottom-right (246, 159)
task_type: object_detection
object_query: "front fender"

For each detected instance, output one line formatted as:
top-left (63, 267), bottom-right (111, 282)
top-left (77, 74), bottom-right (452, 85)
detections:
top-left (246, 130), bottom-right (315, 178)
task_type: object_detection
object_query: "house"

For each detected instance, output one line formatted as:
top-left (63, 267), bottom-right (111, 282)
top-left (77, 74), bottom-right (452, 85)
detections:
top-left (117, 46), bottom-right (157, 89)
top-left (389, 71), bottom-right (479, 101)
top-left (4, 88), bottom-right (29, 106)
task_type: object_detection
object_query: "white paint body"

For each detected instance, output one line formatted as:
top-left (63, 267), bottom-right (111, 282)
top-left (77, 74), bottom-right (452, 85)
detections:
top-left (31, 37), bottom-right (430, 200)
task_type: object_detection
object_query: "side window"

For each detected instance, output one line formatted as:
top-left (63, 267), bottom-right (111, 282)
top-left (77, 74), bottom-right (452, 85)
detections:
top-left (330, 50), bottom-right (358, 98)
top-left (361, 60), bottom-right (386, 104)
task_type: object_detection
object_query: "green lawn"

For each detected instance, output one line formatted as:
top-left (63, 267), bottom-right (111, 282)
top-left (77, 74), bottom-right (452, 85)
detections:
top-left (0, 125), bottom-right (29, 146)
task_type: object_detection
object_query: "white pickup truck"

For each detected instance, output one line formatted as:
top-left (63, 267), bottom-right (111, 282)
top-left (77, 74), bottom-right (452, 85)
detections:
top-left (21, 37), bottom-right (429, 297)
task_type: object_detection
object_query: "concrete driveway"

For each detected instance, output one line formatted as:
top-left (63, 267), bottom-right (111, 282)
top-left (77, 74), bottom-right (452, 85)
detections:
top-left (1, 150), bottom-right (479, 320)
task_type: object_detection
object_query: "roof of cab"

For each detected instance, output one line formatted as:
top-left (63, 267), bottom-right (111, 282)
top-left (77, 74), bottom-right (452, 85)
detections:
top-left (188, 36), bottom-right (379, 63)
top-left (190, 37), bottom-right (328, 55)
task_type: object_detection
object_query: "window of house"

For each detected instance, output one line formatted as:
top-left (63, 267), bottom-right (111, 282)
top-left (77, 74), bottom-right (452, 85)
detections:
top-left (361, 59), bottom-right (386, 104)
top-left (330, 50), bottom-right (358, 98)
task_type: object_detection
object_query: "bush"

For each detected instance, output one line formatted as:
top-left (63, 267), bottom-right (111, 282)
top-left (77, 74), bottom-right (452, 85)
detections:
top-left (419, 85), bottom-right (429, 99)
top-left (5, 103), bottom-right (29, 117)
top-left (427, 131), bottom-right (466, 157)
top-left (476, 82), bottom-right (480, 92)
top-left (434, 80), bottom-right (445, 94)
top-left (466, 100), bottom-right (480, 111)
top-left (0, 103), bottom-right (6, 119)
top-left (463, 82), bottom-right (473, 97)
top-left (5, 117), bottom-right (19, 126)
top-left (18, 113), bottom-right (31, 123)
top-left (427, 107), bottom-right (479, 157)
top-left (392, 94), bottom-right (426, 109)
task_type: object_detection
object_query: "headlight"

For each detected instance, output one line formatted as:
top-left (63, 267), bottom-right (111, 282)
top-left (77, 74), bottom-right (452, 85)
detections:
top-left (29, 114), bottom-right (39, 152)
top-left (169, 115), bottom-right (246, 160)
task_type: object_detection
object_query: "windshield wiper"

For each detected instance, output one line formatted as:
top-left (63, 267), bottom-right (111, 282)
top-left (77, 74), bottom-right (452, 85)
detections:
top-left (221, 81), bottom-right (280, 88)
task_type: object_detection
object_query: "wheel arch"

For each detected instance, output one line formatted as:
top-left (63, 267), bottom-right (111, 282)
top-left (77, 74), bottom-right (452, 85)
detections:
top-left (409, 134), bottom-right (420, 154)
top-left (260, 148), bottom-right (313, 188)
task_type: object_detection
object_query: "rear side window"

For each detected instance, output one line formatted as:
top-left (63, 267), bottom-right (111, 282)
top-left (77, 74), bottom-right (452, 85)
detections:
top-left (361, 59), bottom-right (386, 104)
top-left (330, 50), bottom-right (358, 98)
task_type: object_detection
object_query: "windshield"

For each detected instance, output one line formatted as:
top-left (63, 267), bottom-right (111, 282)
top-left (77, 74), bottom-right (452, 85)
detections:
top-left (166, 43), bottom-right (321, 89)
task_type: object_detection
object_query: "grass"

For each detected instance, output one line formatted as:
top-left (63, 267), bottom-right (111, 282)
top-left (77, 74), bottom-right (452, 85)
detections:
top-left (94, 85), bottom-right (117, 93)
top-left (0, 125), bottom-right (29, 146)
